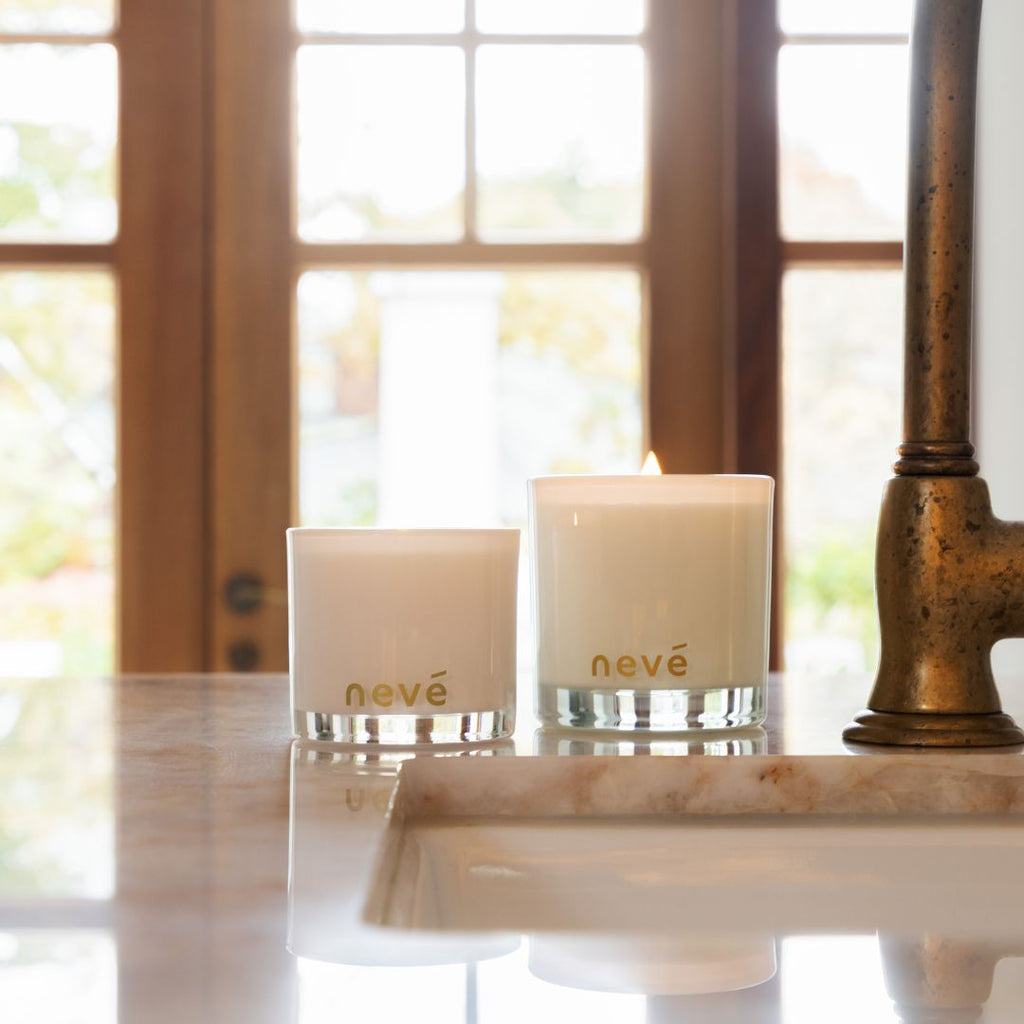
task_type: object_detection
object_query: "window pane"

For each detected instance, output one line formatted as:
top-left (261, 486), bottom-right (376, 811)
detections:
top-left (296, 0), bottom-right (463, 35)
top-left (476, 0), bottom-right (644, 35)
top-left (0, 44), bottom-right (117, 241)
top-left (782, 269), bottom-right (902, 675)
top-left (476, 45), bottom-right (644, 240)
top-left (779, 45), bottom-right (907, 241)
top-left (296, 46), bottom-right (464, 242)
top-left (0, 0), bottom-right (114, 33)
top-left (0, 272), bottom-right (115, 677)
top-left (779, 0), bottom-right (912, 35)
top-left (296, 269), bottom-right (642, 528)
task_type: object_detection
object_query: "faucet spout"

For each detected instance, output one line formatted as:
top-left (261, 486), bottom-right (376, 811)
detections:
top-left (844, 0), bottom-right (1024, 747)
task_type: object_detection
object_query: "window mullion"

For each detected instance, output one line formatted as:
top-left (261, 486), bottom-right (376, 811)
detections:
top-left (118, 0), bottom-right (207, 671)
top-left (0, 31), bottom-right (115, 44)
top-left (0, 243), bottom-right (116, 265)
top-left (783, 240), bottom-right (903, 266)
top-left (296, 240), bottom-right (647, 267)
top-left (464, 0), bottom-right (478, 241)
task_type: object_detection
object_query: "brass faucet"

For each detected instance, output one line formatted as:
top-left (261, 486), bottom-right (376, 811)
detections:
top-left (844, 0), bottom-right (1024, 747)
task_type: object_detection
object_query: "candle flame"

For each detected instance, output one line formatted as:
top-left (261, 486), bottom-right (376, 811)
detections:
top-left (641, 451), bottom-right (662, 476)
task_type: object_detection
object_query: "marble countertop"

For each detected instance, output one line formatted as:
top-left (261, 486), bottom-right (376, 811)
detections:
top-left (4, 672), bottom-right (1024, 1023)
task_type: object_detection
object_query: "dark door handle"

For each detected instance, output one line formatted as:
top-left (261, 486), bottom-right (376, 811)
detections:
top-left (223, 572), bottom-right (264, 615)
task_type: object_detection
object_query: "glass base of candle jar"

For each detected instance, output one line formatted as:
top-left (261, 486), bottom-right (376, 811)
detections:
top-left (533, 728), bottom-right (767, 756)
top-left (536, 685), bottom-right (765, 732)
top-left (293, 708), bottom-right (514, 744)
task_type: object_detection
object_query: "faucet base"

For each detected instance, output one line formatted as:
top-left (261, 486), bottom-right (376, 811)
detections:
top-left (844, 709), bottom-right (1024, 748)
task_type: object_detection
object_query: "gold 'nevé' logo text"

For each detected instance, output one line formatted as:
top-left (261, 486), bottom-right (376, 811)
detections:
top-left (344, 669), bottom-right (448, 708)
top-left (591, 643), bottom-right (688, 679)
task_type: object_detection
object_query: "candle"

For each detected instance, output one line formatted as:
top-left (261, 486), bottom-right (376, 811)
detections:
top-left (287, 528), bottom-right (519, 743)
top-left (529, 471), bottom-right (773, 730)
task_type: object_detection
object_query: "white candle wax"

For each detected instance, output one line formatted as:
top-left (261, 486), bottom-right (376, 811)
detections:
top-left (287, 528), bottom-right (519, 743)
top-left (529, 475), bottom-right (773, 730)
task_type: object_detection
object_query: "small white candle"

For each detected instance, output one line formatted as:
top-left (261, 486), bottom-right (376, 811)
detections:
top-left (529, 472), bottom-right (773, 730)
top-left (287, 528), bottom-right (519, 743)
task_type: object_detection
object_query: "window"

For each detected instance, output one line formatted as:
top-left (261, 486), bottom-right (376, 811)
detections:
top-left (777, 0), bottom-right (910, 673)
top-left (0, 1), bottom-right (740, 674)
top-left (292, 5), bottom-right (649, 534)
top-left (0, 1), bottom-right (118, 676)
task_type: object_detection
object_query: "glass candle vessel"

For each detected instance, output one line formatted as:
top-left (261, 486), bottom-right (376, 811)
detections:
top-left (529, 475), bottom-right (773, 731)
top-left (287, 528), bottom-right (519, 743)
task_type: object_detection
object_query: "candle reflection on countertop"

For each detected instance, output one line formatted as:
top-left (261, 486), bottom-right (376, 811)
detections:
top-left (288, 740), bottom-right (518, 966)
top-left (533, 726), bottom-right (767, 756)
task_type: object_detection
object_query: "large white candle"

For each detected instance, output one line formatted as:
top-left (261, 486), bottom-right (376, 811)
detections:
top-left (287, 528), bottom-right (519, 743)
top-left (529, 474), bottom-right (773, 730)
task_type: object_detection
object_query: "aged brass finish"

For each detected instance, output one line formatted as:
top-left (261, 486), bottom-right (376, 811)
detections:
top-left (844, 0), bottom-right (1024, 747)
top-left (847, 476), bottom-right (1024, 747)
top-left (893, 0), bottom-right (982, 480)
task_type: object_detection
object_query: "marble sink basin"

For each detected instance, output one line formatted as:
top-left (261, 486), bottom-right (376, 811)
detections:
top-left (362, 754), bottom-right (1024, 938)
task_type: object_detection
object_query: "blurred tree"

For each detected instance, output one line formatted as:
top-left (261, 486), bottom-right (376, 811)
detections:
top-left (0, 121), bottom-right (113, 238)
top-left (0, 272), bottom-right (114, 673)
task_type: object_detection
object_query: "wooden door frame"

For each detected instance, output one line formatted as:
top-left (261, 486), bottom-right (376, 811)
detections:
top-left (118, 0), bottom-right (293, 673)
top-left (119, 0), bottom-right (209, 671)
top-left (207, 0), bottom-right (293, 672)
top-left (734, 0), bottom-right (783, 666)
